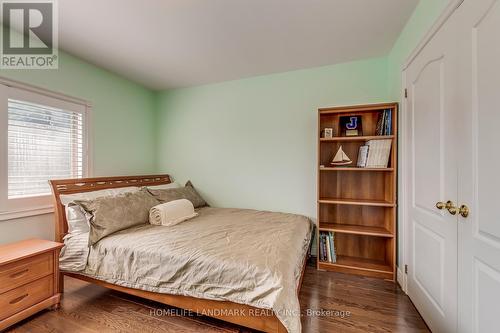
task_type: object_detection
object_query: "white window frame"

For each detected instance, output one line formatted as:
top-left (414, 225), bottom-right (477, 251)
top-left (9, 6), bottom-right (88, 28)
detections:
top-left (0, 77), bottom-right (92, 221)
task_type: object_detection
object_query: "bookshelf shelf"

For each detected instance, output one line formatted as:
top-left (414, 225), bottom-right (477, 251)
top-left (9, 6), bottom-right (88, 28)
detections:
top-left (317, 102), bottom-right (398, 281)
top-left (320, 135), bottom-right (395, 142)
top-left (319, 223), bottom-right (393, 238)
top-left (318, 256), bottom-right (393, 279)
top-left (319, 167), bottom-right (394, 172)
top-left (318, 198), bottom-right (396, 207)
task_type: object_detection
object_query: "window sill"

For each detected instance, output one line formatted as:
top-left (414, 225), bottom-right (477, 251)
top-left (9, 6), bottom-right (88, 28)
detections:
top-left (0, 206), bottom-right (54, 221)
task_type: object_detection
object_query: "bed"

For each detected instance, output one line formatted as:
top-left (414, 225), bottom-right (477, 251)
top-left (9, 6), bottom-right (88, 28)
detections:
top-left (50, 175), bottom-right (312, 333)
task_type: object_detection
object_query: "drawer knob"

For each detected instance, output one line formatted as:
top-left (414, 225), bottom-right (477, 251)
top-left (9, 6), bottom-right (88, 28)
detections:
top-left (10, 268), bottom-right (29, 279)
top-left (9, 293), bottom-right (29, 304)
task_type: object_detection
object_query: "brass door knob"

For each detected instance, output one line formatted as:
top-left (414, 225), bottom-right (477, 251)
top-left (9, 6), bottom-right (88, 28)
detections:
top-left (436, 202), bottom-right (445, 210)
top-left (459, 204), bottom-right (469, 218)
top-left (445, 201), bottom-right (457, 215)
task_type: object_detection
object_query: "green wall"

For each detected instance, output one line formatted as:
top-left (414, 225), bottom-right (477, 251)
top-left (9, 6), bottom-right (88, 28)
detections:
top-left (156, 0), bottom-right (453, 263)
top-left (0, 51), bottom-right (157, 244)
top-left (1, 52), bottom-right (157, 176)
top-left (156, 57), bottom-right (389, 219)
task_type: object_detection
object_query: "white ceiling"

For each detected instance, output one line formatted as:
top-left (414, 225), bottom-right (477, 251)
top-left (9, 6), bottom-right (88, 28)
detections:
top-left (58, 0), bottom-right (418, 90)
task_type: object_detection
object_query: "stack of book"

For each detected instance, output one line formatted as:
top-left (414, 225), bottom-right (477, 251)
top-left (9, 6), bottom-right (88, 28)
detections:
top-left (357, 139), bottom-right (392, 168)
top-left (376, 109), bottom-right (392, 136)
top-left (319, 231), bottom-right (336, 263)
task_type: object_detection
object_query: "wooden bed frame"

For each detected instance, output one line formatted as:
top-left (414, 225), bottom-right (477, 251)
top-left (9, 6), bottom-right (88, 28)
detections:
top-left (50, 174), bottom-right (307, 333)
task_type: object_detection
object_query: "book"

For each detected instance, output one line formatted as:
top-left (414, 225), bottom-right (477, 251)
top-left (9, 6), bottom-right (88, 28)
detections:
top-left (357, 145), bottom-right (369, 167)
top-left (375, 112), bottom-right (383, 136)
top-left (319, 234), bottom-right (323, 261)
top-left (365, 140), bottom-right (376, 167)
top-left (325, 233), bottom-right (332, 262)
top-left (365, 139), bottom-right (392, 168)
top-left (319, 232), bottom-right (337, 263)
top-left (384, 110), bottom-right (391, 135)
top-left (375, 110), bottom-right (392, 136)
top-left (321, 233), bottom-right (328, 261)
top-left (378, 111), bottom-right (386, 136)
top-left (328, 232), bottom-right (336, 263)
top-left (385, 110), bottom-right (392, 135)
top-left (381, 139), bottom-right (392, 166)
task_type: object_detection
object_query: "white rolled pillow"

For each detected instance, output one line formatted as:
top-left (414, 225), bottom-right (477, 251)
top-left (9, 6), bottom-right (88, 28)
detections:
top-left (149, 199), bottom-right (198, 227)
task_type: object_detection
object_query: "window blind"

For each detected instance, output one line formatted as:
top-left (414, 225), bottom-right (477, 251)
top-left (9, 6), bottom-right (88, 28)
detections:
top-left (7, 99), bottom-right (84, 198)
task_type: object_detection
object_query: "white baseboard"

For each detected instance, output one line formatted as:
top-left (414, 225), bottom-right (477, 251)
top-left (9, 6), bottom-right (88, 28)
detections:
top-left (397, 267), bottom-right (407, 293)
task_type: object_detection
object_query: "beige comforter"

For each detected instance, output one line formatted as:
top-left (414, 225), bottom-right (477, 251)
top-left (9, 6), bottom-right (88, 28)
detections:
top-left (82, 207), bottom-right (313, 333)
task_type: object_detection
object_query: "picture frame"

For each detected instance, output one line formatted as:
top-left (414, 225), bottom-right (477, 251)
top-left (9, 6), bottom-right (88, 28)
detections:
top-left (339, 115), bottom-right (363, 136)
top-left (321, 128), bottom-right (334, 138)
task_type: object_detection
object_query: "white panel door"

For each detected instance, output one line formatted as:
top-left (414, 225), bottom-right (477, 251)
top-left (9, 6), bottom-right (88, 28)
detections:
top-left (454, 0), bottom-right (500, 332)
top-left (404, 13), bottom-right (459, 333)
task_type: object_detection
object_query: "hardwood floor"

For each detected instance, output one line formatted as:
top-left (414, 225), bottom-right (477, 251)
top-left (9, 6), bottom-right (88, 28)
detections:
top-left (6, 264), bottom-right (429, 333)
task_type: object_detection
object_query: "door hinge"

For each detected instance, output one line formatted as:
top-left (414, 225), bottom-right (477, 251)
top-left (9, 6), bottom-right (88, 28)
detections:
top-left (404, 88), bottom-right (408, 98)
top-left (405, 264), bottom-right (408, 274)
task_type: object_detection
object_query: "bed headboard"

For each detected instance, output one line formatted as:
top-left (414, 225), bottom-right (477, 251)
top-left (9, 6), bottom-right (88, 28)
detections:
top-left (49, 174), bottom-right (172, 242)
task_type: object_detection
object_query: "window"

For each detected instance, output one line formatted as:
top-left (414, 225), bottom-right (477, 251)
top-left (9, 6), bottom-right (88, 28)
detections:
top-left (8, 99), bottom-right (84, 198)
top-left (0, 81), bottom-right (91, 218)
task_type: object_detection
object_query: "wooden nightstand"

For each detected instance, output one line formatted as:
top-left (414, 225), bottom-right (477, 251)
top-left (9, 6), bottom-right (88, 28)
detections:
top-left (0, 239), bottom-right (63, 331)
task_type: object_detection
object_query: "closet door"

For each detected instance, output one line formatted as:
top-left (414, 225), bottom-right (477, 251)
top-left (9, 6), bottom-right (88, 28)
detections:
top-left (404, 11), bottom-right (460, 333)
top-left (455, 0), bottom-right (500, 332)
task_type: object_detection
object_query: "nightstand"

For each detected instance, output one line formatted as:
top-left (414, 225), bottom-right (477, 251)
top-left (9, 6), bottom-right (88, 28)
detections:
top-left (0, 239), bottom-right (63, 331)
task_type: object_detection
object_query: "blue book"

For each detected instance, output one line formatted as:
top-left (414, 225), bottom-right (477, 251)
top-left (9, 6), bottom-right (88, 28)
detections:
top-left (386, 110), bottom-right (392, 135)
top-left (384, 110), bottom-right (387, 135)
top-left (383, 110), bottom-right (388, 135)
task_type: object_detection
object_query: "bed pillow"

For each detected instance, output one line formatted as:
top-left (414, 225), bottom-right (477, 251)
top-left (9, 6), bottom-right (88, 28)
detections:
top-left (60, 186), bottom-right (141, 237)
top-left (147, 181), bottom-right (207, 208)
top-left (59, 186), bottom-right (141, 206)
top-left (76, 188), bottom-right (159, 245)
top-left (149, 199), bottom-right (198, 226)
top-left (66, 203), bottom-right (90, 234)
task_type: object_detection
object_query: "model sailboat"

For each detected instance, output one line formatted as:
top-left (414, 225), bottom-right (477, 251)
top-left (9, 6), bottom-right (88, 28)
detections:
top-left (331, 145), bottom-right (352, 166)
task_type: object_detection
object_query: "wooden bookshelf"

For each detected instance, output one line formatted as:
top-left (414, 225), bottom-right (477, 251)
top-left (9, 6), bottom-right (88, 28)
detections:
top-left (317, 102), bottom-right (397, 281)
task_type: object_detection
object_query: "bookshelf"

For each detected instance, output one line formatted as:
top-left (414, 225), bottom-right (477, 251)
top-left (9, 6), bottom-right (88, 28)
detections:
top-left (317, 102), bottom-right (398, 281)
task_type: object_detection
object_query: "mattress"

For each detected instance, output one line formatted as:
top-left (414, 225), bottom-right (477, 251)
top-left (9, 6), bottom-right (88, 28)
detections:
top-left (67, 207), bottom-right (312, 333)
